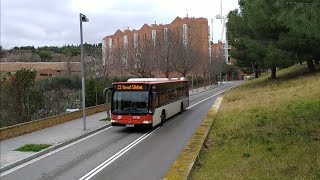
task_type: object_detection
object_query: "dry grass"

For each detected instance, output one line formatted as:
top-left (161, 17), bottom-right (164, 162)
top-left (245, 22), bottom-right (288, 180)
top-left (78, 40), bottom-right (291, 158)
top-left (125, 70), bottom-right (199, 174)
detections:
top-left (190, 64), bottom-right (320, 179)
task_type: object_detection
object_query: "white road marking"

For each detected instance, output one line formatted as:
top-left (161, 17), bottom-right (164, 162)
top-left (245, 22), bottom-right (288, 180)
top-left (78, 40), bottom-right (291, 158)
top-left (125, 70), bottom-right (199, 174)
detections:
top-left (187, 84), bottom-right (238, 109)
top-left (79, 127), bottom-right (160, 180)
top-left (79, 83), bottom-right (238, 180)
top-left (1, 83), bottom-right (239, 177)
top-left (0, 126), bottom-right (113, 177)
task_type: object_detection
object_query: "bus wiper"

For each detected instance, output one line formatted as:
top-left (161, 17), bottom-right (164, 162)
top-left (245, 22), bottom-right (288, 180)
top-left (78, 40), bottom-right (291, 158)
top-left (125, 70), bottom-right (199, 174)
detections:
top-left (124, 107), bottom-right (139, 111)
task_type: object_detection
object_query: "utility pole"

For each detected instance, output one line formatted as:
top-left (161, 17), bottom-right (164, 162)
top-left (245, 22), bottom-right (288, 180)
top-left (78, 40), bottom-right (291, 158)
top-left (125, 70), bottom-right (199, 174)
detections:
top-left (210, 18), bottom-right (214, 87)
top-left (208, 25), bottom-right (211, 89)
top-left (220, 52), bottom-right (223, 85)
top-left (216, 0), bottom-right (226, 85)
top-left (80, 13), bottom-right (89, 130)
top-left (192, 73), bottom-right (194, 94)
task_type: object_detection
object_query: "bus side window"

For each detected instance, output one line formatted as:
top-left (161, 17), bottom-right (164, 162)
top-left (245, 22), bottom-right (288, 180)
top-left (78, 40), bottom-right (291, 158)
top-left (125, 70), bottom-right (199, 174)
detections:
top-left (159, 90), bottom-right (166, 106)
top-left (152, 92), bottom-right (158, 108)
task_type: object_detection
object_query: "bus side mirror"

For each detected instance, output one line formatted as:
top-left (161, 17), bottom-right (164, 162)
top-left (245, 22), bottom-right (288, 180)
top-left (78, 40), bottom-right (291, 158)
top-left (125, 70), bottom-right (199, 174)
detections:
top-left (103, 87), bottom-right (113, 98)
top-left (103, 87), bottom-right (113, 118)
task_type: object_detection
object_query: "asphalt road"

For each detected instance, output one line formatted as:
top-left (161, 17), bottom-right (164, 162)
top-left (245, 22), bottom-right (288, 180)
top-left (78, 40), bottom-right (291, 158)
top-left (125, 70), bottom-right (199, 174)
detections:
top-left (1, 82), bottom-right (240, 180)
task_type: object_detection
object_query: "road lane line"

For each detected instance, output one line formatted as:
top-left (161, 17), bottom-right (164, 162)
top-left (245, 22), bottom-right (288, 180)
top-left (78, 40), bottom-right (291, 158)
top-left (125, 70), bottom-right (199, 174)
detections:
top-left (79, 127), bottom-right (160, 180)
top-left (79, 84), bottom-right (239, 180)
top-left (1, 83), bottom-right (239, 178)
top-left (187, 84), bottom-right (238, 109)
top-left (0, 126), bottom-right (113, 177)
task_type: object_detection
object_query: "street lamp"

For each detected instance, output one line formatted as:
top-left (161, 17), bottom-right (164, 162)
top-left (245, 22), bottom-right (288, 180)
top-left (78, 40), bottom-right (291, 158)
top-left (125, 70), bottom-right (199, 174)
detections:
top-left (80, 13), bottom-right (89, 130)
top-left (209, 18), bottom-right (214, 87)
top-left (216, 13), bottom-right (227, 85)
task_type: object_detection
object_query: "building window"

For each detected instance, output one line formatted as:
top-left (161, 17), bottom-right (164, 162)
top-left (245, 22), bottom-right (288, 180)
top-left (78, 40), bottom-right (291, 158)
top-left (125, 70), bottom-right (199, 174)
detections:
top-left (164, 28), bottom-right (168, 45)
top-left (164, 28), bottom-right (168, 35)
top-left (134, 33), bottom-right (139, 49)
top-left (134, 33), bottom-right (140, 67)
top-left (106, 38), bottom-right (113, 64)
top-left (183, 24), bottom-right (188, 48)
top-left (108, 38), bottom-right (113, 49)
top-left (102, 39), bottom-right (107, 66)
top-left (123, 35), bottom-right (128, 67)
top-left (123, 35), bottom-right (128, 47)
top-left (152, 30), bottom-right (156, 46)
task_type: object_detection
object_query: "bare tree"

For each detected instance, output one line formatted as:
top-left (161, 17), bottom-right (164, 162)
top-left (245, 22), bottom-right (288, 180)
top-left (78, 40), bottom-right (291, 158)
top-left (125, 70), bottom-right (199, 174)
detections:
top-left (126, 38), bottom-right (157, 77)
top-left (171, 42), bottom-right (197, 77)
top-left (111, 45), bottom-right (128, 77)
top-left (195, 50), bottom-right (213, 85)
top-left (104, 29), bottom-right (209, 79)
top-left (158, 30), bottom-right (176, 78)
top-left (102, 42), bottom-right (113, 77)
top-left (84, 44), bottom-right (108, 79)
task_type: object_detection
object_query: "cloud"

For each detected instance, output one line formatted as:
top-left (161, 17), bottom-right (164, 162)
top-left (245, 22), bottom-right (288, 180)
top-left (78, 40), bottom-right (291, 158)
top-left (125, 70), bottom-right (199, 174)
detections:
top-left (1, 0), bottom-right (239, 49)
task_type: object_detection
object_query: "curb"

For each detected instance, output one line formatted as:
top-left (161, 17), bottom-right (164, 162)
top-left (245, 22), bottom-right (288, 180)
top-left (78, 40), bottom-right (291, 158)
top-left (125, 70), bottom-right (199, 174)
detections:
top-left (0, 123), bottom-right (111, 173)
top-left (163, 96), bottom-right (224, 180)
top-left (190, 85), bottom-right (218, 96)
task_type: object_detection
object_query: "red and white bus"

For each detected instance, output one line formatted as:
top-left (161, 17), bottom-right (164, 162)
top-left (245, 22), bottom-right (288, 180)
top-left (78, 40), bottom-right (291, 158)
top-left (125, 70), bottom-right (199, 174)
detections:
top-left (108, 78), bottom-right (189, 128)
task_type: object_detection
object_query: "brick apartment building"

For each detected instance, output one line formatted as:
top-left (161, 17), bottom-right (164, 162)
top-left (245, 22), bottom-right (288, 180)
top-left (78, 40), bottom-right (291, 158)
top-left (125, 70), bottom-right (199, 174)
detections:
top-left (212, 41), bottom-right (244, 80)
top-left (102, 16), bottom-right (210, 78)
top-left (211, 40), bottom-right (232, 65)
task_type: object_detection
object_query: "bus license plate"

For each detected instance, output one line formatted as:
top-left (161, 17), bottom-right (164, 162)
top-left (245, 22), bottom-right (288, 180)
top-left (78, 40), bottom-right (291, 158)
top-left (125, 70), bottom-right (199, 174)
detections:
top-left (126, 124), bottom-right (134, 127)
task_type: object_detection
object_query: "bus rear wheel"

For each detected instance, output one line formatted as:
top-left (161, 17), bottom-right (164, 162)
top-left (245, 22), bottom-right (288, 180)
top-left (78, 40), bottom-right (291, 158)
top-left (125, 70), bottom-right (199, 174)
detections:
top-left (160, 111), bottom-right (166, 126)
top-left (179, 103), bottom-right (184, 114)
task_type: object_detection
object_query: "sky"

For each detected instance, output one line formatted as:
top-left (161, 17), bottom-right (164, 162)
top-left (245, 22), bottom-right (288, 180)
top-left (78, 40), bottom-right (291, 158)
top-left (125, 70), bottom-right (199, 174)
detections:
top-left (1, 0), bottom-right (239, 49)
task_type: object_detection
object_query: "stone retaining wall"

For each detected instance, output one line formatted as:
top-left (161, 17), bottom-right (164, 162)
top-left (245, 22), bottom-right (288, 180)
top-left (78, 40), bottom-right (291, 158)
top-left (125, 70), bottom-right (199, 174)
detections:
top-left (0, 104), bottom-right (109, 141)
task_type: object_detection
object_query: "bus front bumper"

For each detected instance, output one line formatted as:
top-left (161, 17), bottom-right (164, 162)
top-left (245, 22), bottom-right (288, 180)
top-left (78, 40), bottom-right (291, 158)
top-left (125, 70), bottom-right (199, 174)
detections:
top-left (111, 120), bottom-right (153, 128)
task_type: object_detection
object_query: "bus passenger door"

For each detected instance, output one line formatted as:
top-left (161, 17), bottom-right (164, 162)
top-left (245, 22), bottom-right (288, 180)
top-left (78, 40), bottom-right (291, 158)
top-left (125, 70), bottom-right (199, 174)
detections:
top-left (151, 92), bottom-right (161, 126)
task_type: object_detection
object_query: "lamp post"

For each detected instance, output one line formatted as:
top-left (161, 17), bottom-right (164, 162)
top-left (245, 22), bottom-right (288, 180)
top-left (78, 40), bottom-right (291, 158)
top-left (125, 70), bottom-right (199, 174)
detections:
top-left (219, 54), bottom-right (222, 85)
top-left (209, 18), bottom-right (214, 87)
top-left (80, 13), bottom-right (89, 130)
top-left (95, 72), bottom-right (99, 106)
top-left (216, 14), bottom-right (227, 85)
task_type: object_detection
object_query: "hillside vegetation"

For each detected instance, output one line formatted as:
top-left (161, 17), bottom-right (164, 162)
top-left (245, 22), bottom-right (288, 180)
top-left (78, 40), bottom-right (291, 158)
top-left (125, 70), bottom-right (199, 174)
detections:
top-left (227, 0), bottom-right (320, 79)
top-left (0, 44), bottom-right (101, 62)
top-left (190, 64), bottom-right (320, 179)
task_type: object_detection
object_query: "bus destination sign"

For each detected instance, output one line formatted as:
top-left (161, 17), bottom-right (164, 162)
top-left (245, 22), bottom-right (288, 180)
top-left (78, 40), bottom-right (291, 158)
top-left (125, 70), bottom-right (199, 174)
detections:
top-left (115, 84), bottom-right (147, 91)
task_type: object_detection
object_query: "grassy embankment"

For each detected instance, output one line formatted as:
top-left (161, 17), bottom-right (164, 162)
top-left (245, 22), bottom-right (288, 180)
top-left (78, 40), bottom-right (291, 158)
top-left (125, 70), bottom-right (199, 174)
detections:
top-left (190, 64), bottom-right (320, 179)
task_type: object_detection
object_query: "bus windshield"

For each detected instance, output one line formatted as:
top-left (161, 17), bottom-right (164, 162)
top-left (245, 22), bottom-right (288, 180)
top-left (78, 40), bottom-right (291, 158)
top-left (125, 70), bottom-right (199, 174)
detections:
top-left (112, 91), bottom-right (149, 115)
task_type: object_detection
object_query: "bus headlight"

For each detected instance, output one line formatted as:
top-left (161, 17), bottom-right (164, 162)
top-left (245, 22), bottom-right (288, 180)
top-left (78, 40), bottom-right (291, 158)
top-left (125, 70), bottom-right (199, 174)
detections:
top-left (142, 120), bottom-right (152, 124)
top-left (111, 119), bottom-right (118, 123)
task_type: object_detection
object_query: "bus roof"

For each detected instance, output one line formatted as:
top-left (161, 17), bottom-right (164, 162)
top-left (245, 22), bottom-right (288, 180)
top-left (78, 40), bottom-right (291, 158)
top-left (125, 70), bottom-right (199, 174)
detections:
top-left (112, 80), bottom-right (188, 85)
top-left (127, 78), bottom-right (170, 82)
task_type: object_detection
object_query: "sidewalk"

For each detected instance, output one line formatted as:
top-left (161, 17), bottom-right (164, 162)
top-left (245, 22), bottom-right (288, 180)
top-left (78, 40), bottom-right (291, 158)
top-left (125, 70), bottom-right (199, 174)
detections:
top-left (0, 112), bottom-right (109, 171)
top-left (0, 84), bottom-right (219, 172)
